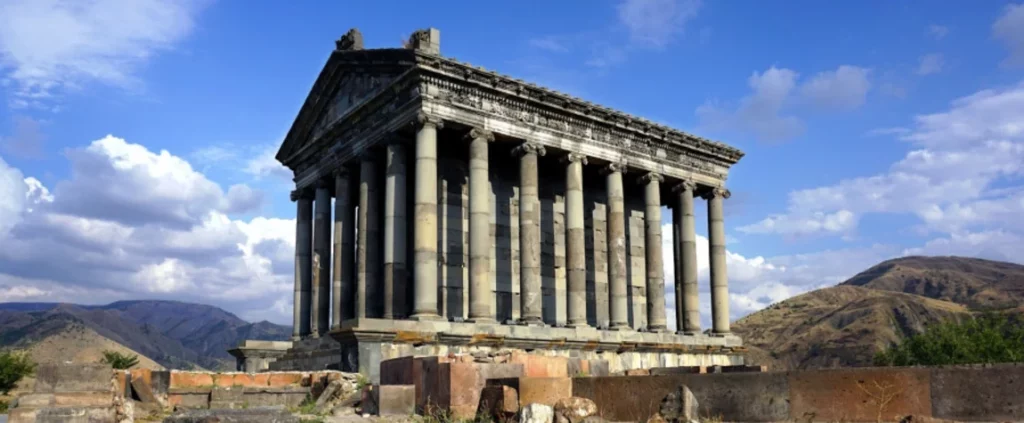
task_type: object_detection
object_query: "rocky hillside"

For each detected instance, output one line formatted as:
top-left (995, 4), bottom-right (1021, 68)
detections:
top-left (0, 301), bottom-right (290, 370)
top-left (734, 256), bottom-right (1024, 370)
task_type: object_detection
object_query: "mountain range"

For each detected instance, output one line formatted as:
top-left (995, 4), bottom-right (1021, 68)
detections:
top-left (733, 256), bottom-right (1024, 370)
top-left (0, 300), bottom-right (290, 370)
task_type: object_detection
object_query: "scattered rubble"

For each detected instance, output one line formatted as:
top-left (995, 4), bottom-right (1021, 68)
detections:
top-left (658, 384), bottom-right (699, 423)
top-left (553, 396), bottom-right (598, 423)
top-left (521, 403), bottom-right (555, 423)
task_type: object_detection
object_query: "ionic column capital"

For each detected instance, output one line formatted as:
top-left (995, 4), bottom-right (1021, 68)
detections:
top-left (415, 113), bottom-right (444, 129)
top-left (511, 142), bottom-right (546, 157)
top-left (290, 188), bottom-right (313, 202)
top-left (701, 187), bottom-right (731, 200)
top-left (562, 153), bottom-right (588, 165)
top-left (638, 172), bottom-right (664, 185)
top-left (464, 127), bottom-right (495, 142)
top-left (672, 180), bottom-right (698, 194)
top-left (600, 162), bottom-right (628, 175)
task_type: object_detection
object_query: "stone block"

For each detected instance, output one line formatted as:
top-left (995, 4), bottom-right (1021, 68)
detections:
top-left (589, 360), bottom-right (610, 377)
top-left (659, 384), bottom-right (698, 423)
top-left (34, 363), bottom-right (112, 393)
top-left (378, 384), bottom-right (415, 416)
top-left (625, 369), bottom-right (650, 376)
top-left (266, 373), bottom-right (303, 387)
top-left (18, 393), bottom-right (55, 407)
top-left (522, 403), bottom-right (554, 423)
top-left (491, 377), bottom-right (571, 407)
top-left (510, 352), bottom-right (569, 377)
top-left (35, 406), bottom-right (117, 423)
top-left (131, 374), bottom-right (159, 405)
top-left (554, 396), bottom-right (598, 423)
top-left (209, 386), bottom-right (246, 409)
top-left (789, 367), bottom-right (931, 422)
top-left (114, 371), bottom-right (129, 398)
top-left (650, 366), bottom-right (704, 376)
top-left (380, 356), bottom-right (416, 385)
top-left (930, 364), bottom-right (1024, 421)
top-left (169, 372), bottom-right (214, 389)
top-left (163, 407), bottom-right (300, 423)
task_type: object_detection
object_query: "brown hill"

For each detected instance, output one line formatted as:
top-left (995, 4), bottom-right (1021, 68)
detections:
top-left (734, 285), bottom-right (971, 370)
top-left (21, 323), bottom-right (163, 370)
top-left (840, 256), bottom-right (1024, 310)
top-left (734, 256), bottom-right (1024, 370)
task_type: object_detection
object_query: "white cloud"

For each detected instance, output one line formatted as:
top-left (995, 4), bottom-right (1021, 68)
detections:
top-left (916, 53), bottom-right (944, 75)
top-left (696, 66), bottom-right (804, 142)
top-left (994, 3), bottom-right (1024, 68)
top-left (0, 115), bottom-right (46, 158)
top-left (0, 135), bottom-right (294, 324)
top-left (928, 24), bottom-right (949, 40)
top-left (740, 81), bottom-right (1024, 260)
top-left (528, 37), bottom-right (569, 53)
top-left (245, 145), bottom-right (292, 181)
top-left (617, 0), bottom-right (702, 49)
top-left (798, 65), bottom-right (872, 110)
top-left (0, 0), bottom-right (204, 108)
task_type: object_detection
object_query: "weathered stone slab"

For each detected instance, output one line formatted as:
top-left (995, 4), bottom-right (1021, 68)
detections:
top-left (33, 364), bottom-right (112, 393)
top-left (378, 384), bottom-right (415, 416)
top-left (131, 374), bottom-right (160, 405)
top-left (35, 406), bottom-right (117, 423)
top-left (930, 364), bottom-right (1024, 421)
top-left (490, 377), bottom-right (571, 407)
top-left (789, 367), bottom-right (931, 422)
top-left (650, 366), bottom-right (704, 376)
top-left (480, 384), bottom-right (519, 418)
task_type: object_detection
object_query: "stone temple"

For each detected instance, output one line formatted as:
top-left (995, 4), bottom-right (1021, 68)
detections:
top-left (267, 28), bottom-right (746, 381)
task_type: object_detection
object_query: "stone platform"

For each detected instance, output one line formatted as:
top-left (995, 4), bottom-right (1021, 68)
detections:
top-left (268, 318), bottom-right (745, 382)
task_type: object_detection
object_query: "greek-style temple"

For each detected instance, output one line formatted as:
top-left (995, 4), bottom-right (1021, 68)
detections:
top-left (268, 28), bottom-right (746, 380)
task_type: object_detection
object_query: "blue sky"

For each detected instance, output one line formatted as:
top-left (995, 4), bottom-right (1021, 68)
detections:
top-left (1, 0), bottom-right (1022, 326)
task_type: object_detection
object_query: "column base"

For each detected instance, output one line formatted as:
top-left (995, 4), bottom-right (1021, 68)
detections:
top-left (677, 330), bottom-right (700, 336)
top-left (310, 332), bottom-right (321, 339)
top-left (518, 317), bottom-right (546, 327)
top-left (647, 325), bottom-right (668, 333)
top-left (710, 331), bottom-right (731, 337)
top-left (607, 323), bottom-right (632, 331)
top-left (566, 322), bottom-right (591, 329)
top-left (467, 317), bottom-right (498, 325)
top-left (409, 313), bottom-right (445, 322)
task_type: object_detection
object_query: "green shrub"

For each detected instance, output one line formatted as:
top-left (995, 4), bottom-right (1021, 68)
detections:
top-left (875, 313), bottom-right (1024, 366)
top-left (100, 350), bottom-right (140, 370)
top-left (0, 351), bottom-right (36, 394)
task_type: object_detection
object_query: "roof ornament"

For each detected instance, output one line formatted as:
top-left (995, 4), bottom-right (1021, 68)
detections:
top-left (407, 28), bottom-right (440, 55)
top-left (336, 28), bottom-right (363, 51)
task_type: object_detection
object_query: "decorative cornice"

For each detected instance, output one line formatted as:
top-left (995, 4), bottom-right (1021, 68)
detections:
top-left (638, 172), bottom-right (664, 185)
top-left (672, 180), bottom-right (698, 193)
top-left (511, 142), bottom-right (546, 157)
top-left (562, 153), bottom-right (588, 165)
top-left (415, 112), bottom-right (444, 129)
top-left (413, 52), bottom-right (744, 164)
top-left (464, 127), bottom-right (494, 142)
top-left (701, 187), bottom-right (731, 200)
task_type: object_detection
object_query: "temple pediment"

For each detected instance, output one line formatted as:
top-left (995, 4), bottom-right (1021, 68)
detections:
top-left (309, 71), bottom-right (396, 141)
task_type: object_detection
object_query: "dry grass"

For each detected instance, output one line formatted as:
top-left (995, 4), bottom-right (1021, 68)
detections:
top-left (22, 324), bottom-right (163, 369)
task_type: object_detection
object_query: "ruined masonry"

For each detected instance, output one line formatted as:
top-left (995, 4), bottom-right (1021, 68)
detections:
top-left (264, 27), bottom-right (746, 381)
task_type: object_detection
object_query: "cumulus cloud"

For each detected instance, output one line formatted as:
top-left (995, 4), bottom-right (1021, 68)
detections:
top-left (617, 0), bottom-right (702, 49)
top-left (52, 135), bottom-right (263, 228)
top-left (0, 135), bottom-right (294, 323)
top-left (245, 145), bottom-right (292, 181)
top-left (696, 66), bottom-right (804, 142)
top-left (916, 53), bottom-right (945, 76)
top-left (993, 3), bottom-right (1024, 68)
top-left (0, 0), bottom-right (204, 108)
top-left (740, 81), bottom-right (1024, 263)
top-left (798, 65), bottom-right (872, 110)
top-left (697, 65), bottom-right (871, 142)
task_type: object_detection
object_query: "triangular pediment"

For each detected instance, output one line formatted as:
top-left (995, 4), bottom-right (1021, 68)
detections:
top-left (276, 50), bottom-right (415, 167)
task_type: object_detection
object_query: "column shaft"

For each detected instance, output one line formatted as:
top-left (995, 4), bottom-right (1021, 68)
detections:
top-left (706, 188), bottom-right (731, 334)
top-left (642, 173), bottom-right (667, 331)
top-left (565, 154), bottom-right (588, 327)
top-left (292, 191), bottom-right (313, 339)
top-left (411, 115), bottom-right (442, 320)
top-left (357, 156), bottom-right (381, 318)
top-left (671, 204), bottom-right (684, 332)
top-left (312, 184), bottom-right (332, 337)
top-left (678, 182), bottom-right (701, 334)
top-left (606, 164), bottom-right (629, 330)
top-left (383, 141), bottom-right (408, 319)
top-left (333, 170), bottom-right (356, 328)
top-left (468, 128), bottom-right (496, 322)
top-left (515, 142), bottom-right (545, 325)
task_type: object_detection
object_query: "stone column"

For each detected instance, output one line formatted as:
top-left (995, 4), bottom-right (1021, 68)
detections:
top-left (604, 163), bottom-right (629, 330)
top-left (641, 173), bottom-right (667, 332)
top-left (467, 127), bottom-right (496, 323)
top-left (333, 169), bottom-right (356, 328)
top-left (675, 181), bottom-right (700, 334)
top-left (291, 190), bottom-right (313, 340)
top-left (513, 142), bottom-right (545, 325)
top-left (565, 153), bottom-right (588, 328)
top-left (411, 114), bottom-right (443, 321)
top-left (383, 139), bottom-right (408, 319)
top-left (312, 181), bottom-right (332, 337)
top-left (704, 187), bottom-right (731, 334)
top-left (357, 154), bottom-right (380, 318)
